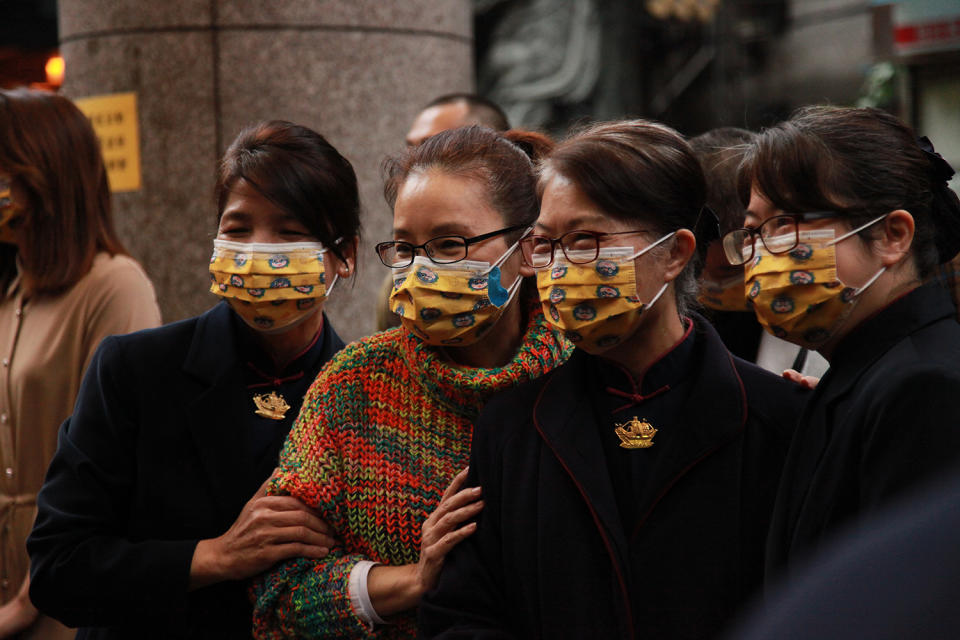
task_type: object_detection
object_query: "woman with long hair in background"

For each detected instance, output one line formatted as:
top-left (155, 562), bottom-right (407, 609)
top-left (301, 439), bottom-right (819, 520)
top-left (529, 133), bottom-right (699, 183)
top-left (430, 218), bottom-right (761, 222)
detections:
top-left (0, 88), bottom-right (162, 639)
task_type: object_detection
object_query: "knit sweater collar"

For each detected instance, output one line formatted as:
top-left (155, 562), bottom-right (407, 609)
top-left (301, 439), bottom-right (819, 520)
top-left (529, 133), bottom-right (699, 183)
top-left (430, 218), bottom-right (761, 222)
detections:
top-left (399, 305), bottom-right (572, 416)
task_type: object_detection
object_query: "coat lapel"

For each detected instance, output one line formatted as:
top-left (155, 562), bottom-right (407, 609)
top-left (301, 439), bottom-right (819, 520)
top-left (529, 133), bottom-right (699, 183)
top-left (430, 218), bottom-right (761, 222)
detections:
top-left (181, 303), bottom-right (255, 523)
top-left (632, 319), bottom-right (748, 534)
top-left (533, 351), bottom-right (632, 582)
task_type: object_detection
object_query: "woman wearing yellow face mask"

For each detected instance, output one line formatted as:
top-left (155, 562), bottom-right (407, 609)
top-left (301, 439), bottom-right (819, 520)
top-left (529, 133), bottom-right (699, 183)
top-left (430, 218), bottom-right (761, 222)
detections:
top-left (28, 121), bottom-right (356, 639)
top-left (726, 106), bottom-right (960, 584)
top-left (251, 126), bottom-right (571, 639)
top-left (420, 120), bottom-right (810, 639)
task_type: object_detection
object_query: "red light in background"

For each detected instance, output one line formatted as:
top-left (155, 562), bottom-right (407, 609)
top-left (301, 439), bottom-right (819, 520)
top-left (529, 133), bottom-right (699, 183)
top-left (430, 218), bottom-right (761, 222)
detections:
top-left (45, 55), bottom-right (64, 86)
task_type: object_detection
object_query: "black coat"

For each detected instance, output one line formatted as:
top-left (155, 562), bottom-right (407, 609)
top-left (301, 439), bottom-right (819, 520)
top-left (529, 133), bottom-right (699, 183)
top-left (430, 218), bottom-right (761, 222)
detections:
top-left (27, 303), bottom-right (343, 640)
top-left (420, 317), bottom-right (808, 639)
top-left (765, 283), bottom-right (960, 580)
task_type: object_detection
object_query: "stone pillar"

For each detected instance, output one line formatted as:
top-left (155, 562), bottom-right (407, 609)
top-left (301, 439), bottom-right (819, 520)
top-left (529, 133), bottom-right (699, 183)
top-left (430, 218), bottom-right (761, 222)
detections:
top-left (58, 1), bottom-right (473, 342)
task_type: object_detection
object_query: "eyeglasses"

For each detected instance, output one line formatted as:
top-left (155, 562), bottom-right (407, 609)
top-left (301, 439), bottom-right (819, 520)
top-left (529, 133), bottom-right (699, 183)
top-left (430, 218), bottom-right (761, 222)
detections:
top-left (376, 224), bottom-right (526, 268)
top-left (519, 229), bottom-right (650, 268)
top-left (722, 212), bottom-right (838, 266)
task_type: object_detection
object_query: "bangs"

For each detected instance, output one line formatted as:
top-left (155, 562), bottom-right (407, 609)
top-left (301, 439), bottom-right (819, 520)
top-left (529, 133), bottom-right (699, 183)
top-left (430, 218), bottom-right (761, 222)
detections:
top-left (739, 121), bottom-right (864, 216)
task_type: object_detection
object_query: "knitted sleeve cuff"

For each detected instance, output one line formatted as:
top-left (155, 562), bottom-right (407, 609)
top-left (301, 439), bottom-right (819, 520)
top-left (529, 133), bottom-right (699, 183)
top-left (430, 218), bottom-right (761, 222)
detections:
top-left (252, 553), bottom-right (372, 640)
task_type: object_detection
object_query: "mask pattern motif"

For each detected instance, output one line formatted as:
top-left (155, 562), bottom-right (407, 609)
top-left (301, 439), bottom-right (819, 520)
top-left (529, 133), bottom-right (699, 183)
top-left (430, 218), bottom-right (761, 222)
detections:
top-left (698, 273), bottom-right (749, 312)
top-left (389, 255), bottom-right (521, 346)
top-left (0, 177), bottom-right (20, 244)
top-left (744, 224), bottom-right (884, 349)
top-left (537, 234), bottom-right (673, 352)
top-left (209, 239), bottom-right (335, 333)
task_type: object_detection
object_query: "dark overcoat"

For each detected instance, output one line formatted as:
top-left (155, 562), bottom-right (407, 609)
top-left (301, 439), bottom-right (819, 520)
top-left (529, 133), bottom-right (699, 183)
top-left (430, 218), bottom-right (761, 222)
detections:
top-left (765, 283), bottom-right (960, 580)
top-left (420, 318), bottom-right (808, 639)
top-left (27, 303), bottom-right (343, 639)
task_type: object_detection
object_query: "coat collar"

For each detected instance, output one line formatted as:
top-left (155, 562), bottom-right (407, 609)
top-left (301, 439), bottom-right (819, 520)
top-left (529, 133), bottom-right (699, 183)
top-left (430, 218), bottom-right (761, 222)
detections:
top-left (819, 283), bottom-right (955, 400)
top-left (532, 314), bottom-right (748, 582)
top-left (182, 303), bottom-right (252, 521)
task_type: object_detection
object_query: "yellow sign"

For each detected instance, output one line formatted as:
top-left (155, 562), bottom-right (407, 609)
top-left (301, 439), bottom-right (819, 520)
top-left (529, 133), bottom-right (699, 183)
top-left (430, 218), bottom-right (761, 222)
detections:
top-left (74, 92), bottom-right (142, 192)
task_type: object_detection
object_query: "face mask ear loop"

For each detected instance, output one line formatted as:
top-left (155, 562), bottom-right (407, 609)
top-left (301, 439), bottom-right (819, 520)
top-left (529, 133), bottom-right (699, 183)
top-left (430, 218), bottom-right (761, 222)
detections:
top-left (325, 273), bottom-right (340, 298)
top-left (500, 274), bottom-right (524, 308)
top-left (643, 282), bottom-right (670, 311)
top-left (852, 266), bottom-right (886, 296)
top-left (826, 214), bottom-right (889, 247)
top-left (627, 230), bottom-right (677, 260)
top-left (484, 226), bottom-right (533, 275)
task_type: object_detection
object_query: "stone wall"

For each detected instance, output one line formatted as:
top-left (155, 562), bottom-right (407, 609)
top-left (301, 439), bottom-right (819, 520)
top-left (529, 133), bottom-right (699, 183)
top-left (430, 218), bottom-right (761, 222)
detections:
top-left (58, 1), bottom-right (473, 342)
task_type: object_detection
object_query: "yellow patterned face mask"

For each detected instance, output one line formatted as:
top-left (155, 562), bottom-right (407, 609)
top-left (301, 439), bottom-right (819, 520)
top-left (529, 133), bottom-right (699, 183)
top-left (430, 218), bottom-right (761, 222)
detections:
top-left (209, 239), bottom-right (336, 333)
top-left (389, 241), bottom-right (523, 346)
top-left (698, 273), bottom-right (749, 312)
top-left (537, 233), bottom-right (674, 352)
top-left (745, 218), bottom-right (886, 349)
top-left (0, 176), bottom-right (21, 245)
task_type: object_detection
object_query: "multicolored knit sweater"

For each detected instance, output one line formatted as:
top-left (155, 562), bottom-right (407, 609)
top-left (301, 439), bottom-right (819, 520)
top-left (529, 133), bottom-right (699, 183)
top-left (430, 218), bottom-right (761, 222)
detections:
top-left (251, 307), bottom-right (571, 639)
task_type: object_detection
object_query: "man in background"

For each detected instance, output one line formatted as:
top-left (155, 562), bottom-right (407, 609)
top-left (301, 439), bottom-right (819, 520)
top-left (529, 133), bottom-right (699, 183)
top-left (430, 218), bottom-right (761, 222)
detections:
top-left (404, 93), bottom-right (509, 147)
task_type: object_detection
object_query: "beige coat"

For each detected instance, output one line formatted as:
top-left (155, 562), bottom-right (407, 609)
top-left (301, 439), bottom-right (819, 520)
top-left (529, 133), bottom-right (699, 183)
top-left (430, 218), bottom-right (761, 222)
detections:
top-left (0, 252), bottom-right (161, 637)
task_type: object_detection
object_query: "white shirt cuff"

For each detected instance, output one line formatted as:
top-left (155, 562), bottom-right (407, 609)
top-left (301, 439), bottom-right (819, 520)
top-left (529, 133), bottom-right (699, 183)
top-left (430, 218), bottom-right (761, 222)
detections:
top-left (348, 560), bottom-right (388, 629)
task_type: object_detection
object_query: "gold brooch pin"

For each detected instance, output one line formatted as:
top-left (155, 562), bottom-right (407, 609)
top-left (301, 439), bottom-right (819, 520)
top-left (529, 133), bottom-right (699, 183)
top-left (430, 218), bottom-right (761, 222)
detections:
top-left (614, 417), bottom-right (657, 449)
top-left (253, 391), bottom-right (290, 420)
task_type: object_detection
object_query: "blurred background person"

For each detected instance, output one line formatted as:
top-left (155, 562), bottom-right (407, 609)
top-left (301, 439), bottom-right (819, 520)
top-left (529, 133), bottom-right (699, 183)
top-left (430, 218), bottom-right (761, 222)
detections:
top-left (404, 93), bottom-right (510, 147)
top-left (27, 121), bottom-right (358, 639)
top-left (728, 106), bottom-right (960, 583)
top-left (691, 127), bottom-right (829, 379)
top-left (691, 127), bottom-right (763, 361)
top-left (730, 466), bottom-right (960, 640)
top-left (377, 94), bottom-right (512, 331)
top-left (0, 88), bottom-right (161, 638)
top-left (252, 126), bottom-right (570, 639)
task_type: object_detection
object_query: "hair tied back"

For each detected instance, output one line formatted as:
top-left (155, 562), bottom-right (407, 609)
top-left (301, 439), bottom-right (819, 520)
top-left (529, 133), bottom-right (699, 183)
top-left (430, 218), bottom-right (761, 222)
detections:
top-left (917, 136), bottom-right (960, 263)
top-left (918, 136), bottom-right (956, 184)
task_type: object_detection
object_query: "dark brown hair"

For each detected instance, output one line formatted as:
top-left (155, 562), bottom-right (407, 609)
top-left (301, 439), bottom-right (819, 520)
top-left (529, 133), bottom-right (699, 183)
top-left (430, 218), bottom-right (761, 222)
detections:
top-left (0, 88), bottom-right (127, 295)
top-left (690, 127), bottom-right (756, 234)
top-left (216, 121), bottom-right (361, 263)
top-left (383, 125), bottom-right (553, 237)
top-left (740, 105), bottom-right (957, 278)
top-left (540, 119), bottom-right (708, 314)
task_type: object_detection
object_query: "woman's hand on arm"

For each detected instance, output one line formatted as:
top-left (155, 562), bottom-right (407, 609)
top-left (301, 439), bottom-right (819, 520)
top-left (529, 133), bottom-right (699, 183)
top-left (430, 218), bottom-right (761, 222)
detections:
top-left (782, 368), bottom-right (819, 390)
top-left (0, 573), bottom-right (38, 638)
top-left (189, 476), bottom-right (336, 591)
top-left (367, 468), bottom-right (483, 617)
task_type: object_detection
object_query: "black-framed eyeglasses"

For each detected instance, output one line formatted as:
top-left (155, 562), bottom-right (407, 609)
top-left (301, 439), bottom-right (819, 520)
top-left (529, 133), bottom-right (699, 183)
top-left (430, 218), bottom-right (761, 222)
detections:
top-left (722, 212), bottom-right (838, 266)
top-left (519, 229), bottom-right (650, 268)
top-left (376, 224), bottom-right (527, 268)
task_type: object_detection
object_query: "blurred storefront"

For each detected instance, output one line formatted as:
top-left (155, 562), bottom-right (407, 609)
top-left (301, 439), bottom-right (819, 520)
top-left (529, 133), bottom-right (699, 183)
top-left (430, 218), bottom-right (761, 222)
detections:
top-left (475, 0), bottom-right (957, 168)
top-left (874, 0), bottom-right (960, 190)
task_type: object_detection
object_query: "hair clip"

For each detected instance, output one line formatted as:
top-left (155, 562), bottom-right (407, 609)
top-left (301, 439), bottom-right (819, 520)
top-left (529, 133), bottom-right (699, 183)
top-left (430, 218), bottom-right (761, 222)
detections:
top-left (918, 136), bottom-right (955, 184)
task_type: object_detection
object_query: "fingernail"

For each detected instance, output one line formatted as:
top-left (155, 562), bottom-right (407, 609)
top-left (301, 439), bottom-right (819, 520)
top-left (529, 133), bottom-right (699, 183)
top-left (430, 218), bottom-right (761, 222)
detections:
top-left (471, 486), bottom-right (482, 495)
